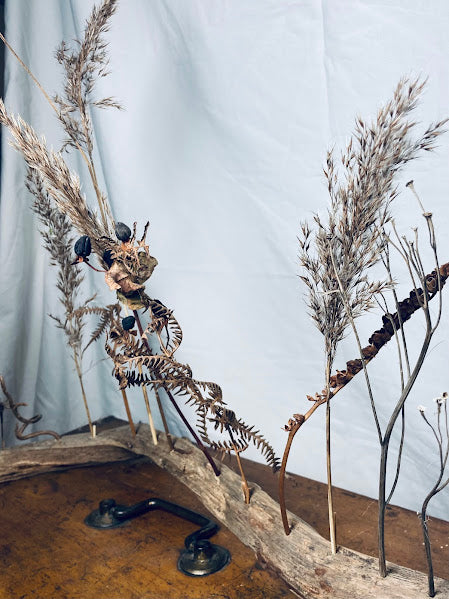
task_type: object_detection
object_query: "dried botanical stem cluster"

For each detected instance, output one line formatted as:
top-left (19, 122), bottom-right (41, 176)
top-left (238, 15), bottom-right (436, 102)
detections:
top-left (294, 78), bottom-right (446, 552)
top-left (299, 78), bottom-right (446, 364)
top-left (53, 0), bottom-right (119, 232)
top-left (418, 393), bottom-right (449, 597)
top-left (280, 78), bottom-right (447, 573)
top-left (0, 101), bottom-right (108, 250)
top-left (0, 0), bottom-right (278, 497)
top-left (104, 292), bottom-right (280, 473)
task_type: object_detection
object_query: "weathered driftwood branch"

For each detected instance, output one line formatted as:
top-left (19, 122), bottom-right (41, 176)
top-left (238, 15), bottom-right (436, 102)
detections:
top-left (1, 424), bottom-right (448, 599)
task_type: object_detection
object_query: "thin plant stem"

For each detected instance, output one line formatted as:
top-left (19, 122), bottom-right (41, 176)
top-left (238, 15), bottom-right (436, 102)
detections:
top-left (131, 309), bottom-right (174, 449)
top-left (120, 388), bottom-right (136, 437)
top-left (138, 364), bottom-right (158, 446)
top-left (385, 406), bottom-right (405, 505)
top-left (380, 235), bottom-right (411, 377)
top-left (374, 293), bottom-right (406, 505)
top-left (279, 393), bottom-right (335, 534)
top-left (419, 399), bottom-right (449, 597)
top-left (328, 246), bottom-right (382, 443)
top-left (73, 351), bottom-right (94, 436)
top-left (325, 355), bottom-right (337, 554)
top-left (227, 426), bottom-right (251, 504)
top-left (121, 305), bottom-right (158, 445)
top-left (378, 327), bottom-right (433, 577)
top-left (132, 309), bottom-right (220, 475)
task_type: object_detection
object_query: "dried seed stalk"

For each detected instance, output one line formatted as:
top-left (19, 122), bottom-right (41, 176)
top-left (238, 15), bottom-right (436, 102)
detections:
top-left (281, 78), bottom-right (447, 547)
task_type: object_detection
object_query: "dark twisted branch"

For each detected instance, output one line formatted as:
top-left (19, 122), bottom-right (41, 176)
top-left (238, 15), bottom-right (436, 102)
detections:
top-left (0, 376), bottom-right (60, 445)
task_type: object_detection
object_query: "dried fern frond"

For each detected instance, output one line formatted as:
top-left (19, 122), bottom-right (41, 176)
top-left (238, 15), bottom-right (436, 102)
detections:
top-left (204, 406), bottom-right (281, 472)
top-left (70, 303), bottom-right (121, 355)
top-left (103, 306), bottom-right (280, 470)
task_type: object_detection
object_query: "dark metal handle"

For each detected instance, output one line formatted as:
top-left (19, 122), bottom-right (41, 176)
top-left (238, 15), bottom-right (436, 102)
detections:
top-left (85, 497), bottom-right (231, 576)
top-left (111, 497), bottom-right (218, 549)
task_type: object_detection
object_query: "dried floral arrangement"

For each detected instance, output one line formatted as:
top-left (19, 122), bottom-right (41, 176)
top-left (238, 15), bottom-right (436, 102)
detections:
top-left (1, 3), bottom-right (448, 597)
top-left (278, 77), bottom-right (448, 591)
top-left (0, 0), bottom-right (279, 502)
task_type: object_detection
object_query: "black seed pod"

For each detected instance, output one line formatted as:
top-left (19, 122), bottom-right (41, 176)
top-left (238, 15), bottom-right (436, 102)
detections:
top-left (74, 235), bottom-right (91, 258)
top-left (115, 222), bottom-right (132, 243)
top-left (103, 249), bottom-right (115, 268)
top-left (122, 316), bottom-right (136, 331)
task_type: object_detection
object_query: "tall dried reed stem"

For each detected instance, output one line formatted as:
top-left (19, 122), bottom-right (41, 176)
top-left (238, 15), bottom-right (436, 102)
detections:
top-left (27, 169), bottom-right (94, 435)
top-left (325, 356), bottom-right (337, 553)
top-left (280, 78), bottom-right (447, 555)
top-left (132, 310), bottom-right (174, 451)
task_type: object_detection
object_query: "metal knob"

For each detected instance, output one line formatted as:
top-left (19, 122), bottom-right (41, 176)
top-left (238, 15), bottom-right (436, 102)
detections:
top-left (178, 540), bottom-right (231, 577)
top-left (84, 498), bottom-right (127, 529)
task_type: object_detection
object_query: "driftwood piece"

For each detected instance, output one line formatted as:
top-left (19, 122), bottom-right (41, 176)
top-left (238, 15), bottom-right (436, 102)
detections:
top-left (1, 425), bottom-right (448, 598)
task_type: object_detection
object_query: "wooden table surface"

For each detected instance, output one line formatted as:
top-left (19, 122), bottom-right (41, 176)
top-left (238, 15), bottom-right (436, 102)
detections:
top-left (0, 457), bottom-right (296, 599)
top-left (1, 425), bottom-right (448, 598)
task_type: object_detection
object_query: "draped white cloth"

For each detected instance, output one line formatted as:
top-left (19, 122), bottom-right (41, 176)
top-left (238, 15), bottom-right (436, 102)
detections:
top-left (1, 0), bottom-right (448, 520)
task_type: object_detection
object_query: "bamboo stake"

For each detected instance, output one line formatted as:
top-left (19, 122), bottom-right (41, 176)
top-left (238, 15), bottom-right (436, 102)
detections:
top-left (122, 306), bottom-right (158, 445)
top-left (120, 388), bottom-right (136, 437)
top-left (73, 352), bottom-right (94, 437)
top-left (138, 364), bottom-right (158, 445)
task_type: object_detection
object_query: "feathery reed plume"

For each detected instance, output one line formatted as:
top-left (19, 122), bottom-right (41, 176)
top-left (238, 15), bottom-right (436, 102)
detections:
top-left (0, 0), bottom-right (118, 236)
top-left (26, 167), bottom-right (96, 434)
top-left (418, 393), bottom-right (449, 597)
top-left (0, 101), bottom-right (109, 251)
top-left (53, 0), bottom-right (119, 231)
top-left (279, 78), bottom-right (447, 559)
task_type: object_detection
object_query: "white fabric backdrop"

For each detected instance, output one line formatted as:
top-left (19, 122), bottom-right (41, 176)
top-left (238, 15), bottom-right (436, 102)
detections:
top-left (1, 0), bottom-right (448, 520)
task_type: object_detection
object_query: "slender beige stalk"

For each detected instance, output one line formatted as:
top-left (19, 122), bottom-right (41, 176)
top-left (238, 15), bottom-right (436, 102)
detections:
top-left (73, 352), bottom-right (94, 436)
top-left (138, 363), bottom-right (158, 445)
top-left (122, 305), bottom-right (158, 445)
top-left (328, 246), bottom-right (382, 442)
top-left (153, 386), bottom-right (174, 450)
top-left (325, 356), bottom-right (337, 554)
top-left (120, 388), bottom-right (136, 437)
top-left (232, 443), bottom-right (251, 505)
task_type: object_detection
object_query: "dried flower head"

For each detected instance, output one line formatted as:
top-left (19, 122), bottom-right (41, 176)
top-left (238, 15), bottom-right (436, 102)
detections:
top-left (433, 392), bottom-right (448, 405)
